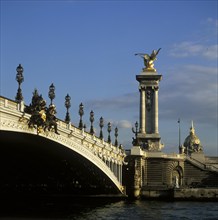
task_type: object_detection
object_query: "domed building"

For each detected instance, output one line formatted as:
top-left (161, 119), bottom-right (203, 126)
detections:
top-left (183, 121), bottom-right (203, 155)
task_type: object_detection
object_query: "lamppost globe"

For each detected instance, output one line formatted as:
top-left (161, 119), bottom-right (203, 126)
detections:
top-left (48, 83), bottom-right (55, 105)
top-left (107, 122), bottom-right (112, 143)
top-left (99, 117), bottom-right (104, 139)
top-left (115, 127), bottom-right (118, 146)
top-left (16, 64), bottom-right (24, 84)
top-left (65, 94), bottom-right (71, 109)
top-left (65, 94), bottom-right (71, 124)
top-left (79, 103), bottom-right (84, 116)
top-left (78, 103), bottom-right (84, 129)
top-left (135, 121), bottom-right (138, 129)
top-left (89, 110), bottom-right (95, 135)
top-left (132, 121), bottom-right (139, 146)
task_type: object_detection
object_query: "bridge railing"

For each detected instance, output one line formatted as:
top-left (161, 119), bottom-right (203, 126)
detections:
top-left (0, 95), bottom-right (124, 152)
top-left (0, 95), bottom-right (22, 110)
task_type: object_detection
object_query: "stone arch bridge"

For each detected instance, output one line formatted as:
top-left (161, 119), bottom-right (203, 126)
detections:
top-left (0, 96), bottom-right (126, 196)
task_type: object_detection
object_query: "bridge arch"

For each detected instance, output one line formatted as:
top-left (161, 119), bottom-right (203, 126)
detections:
top-left (0, 96), bottom-right (125, 195)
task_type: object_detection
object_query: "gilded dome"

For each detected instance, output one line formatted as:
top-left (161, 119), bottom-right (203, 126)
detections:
top-left (184, 121), bottom-right (203, 154)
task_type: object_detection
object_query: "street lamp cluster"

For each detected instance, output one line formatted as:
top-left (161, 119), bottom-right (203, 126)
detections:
top-left (15, 64), bottom-right (119, 146)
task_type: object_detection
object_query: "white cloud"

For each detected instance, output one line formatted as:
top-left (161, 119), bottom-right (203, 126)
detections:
top-left (169, 42), bottom-right (218, 60)
top-left (169, 18), bottom-right (218, 61)
top-left (117, 120), bottom-right (132, 129)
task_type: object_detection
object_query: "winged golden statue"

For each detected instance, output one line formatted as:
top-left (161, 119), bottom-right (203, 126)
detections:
top-left (135, 48), bottom-right (161, 72)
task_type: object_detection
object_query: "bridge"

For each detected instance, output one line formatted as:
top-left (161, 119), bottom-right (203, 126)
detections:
top-left (0, 95), bottom-right (126, 196)
top-left (2, 63), bottom-right (217, 201)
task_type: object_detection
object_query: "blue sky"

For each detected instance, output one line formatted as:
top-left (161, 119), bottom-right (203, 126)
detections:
top-left (1, 0), bottom-right (217, 156)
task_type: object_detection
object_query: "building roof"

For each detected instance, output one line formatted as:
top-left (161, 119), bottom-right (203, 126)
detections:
top-left (184, 121), bottom-right (203, 154)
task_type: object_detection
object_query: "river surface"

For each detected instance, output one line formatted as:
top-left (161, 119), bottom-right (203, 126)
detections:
top-left (1, 197), bottom-right (218, 219)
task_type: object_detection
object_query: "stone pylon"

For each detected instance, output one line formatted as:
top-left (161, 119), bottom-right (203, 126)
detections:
top-left (136, 69), bottom-right (163, 151)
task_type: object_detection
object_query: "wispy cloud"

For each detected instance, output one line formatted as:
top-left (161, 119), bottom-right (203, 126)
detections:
top-left (203, 17), bottom-right (218, 29)
top-left (160, 64), bottom-right (217, 124)
top-left (169, 18), bottom-right (218, 60)
top-left (86, 92), bottom-right (138, 110)
top-left (169, 42), bottom-right (217, 60)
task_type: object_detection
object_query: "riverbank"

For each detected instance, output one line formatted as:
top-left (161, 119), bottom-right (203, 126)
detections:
top-left (140, 188), bottom-right (218, 201)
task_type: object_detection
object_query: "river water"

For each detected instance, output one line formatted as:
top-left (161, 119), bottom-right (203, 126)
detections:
top-left (1, 197), bottom-right (218, 219)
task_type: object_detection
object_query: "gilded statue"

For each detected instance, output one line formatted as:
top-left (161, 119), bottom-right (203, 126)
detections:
top-left (26, 89), bottom-right (59, 135)
top-left (135, 48), bottom-right (161, 72)
top-left (45, 104), bottom-right (59, 134)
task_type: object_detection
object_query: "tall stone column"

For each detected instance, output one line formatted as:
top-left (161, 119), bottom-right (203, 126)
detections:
top-left (136, 72), bottom-right (163, 152)
top-left (139, 87), bottom-right (146, 134)
top-left (154, 87), bottom-right (159, 134)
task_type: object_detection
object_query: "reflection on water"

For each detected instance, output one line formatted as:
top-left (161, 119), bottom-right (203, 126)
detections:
top-left (0, 196), bottom-right (218, 219)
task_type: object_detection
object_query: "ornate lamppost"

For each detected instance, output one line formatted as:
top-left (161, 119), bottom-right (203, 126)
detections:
top-left (178, 118), bottom-right (181, 147)
top-left (48, 83), bottom-right (55, 105)
top-left (132, 121), bottom-right (139, 145)
top-left (65, 94), bottom-right (71, 124)
top-left (107, 122), bottom-right (112, 143)
top-left (89, 110), bottom-right (94, 135)
top-left (99, 117), bottom-right (104, 139)
top-left (15, 64), bottom-right (24, 102)
top-left (78, 103), bottom-right (84, 129)
top-left (114, 127), bottom-right (118, 147)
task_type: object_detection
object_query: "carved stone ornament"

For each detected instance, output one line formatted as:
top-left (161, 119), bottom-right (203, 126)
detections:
top-left (146, 89), bottom-right (153, 111)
